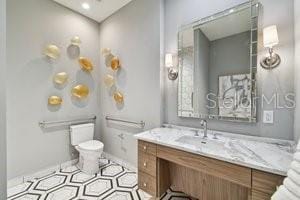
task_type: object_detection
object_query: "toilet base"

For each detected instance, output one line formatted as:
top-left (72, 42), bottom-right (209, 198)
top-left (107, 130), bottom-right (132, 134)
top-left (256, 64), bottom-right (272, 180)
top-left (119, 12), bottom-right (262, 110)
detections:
top-left (77, 153), bottom-right (101, 175)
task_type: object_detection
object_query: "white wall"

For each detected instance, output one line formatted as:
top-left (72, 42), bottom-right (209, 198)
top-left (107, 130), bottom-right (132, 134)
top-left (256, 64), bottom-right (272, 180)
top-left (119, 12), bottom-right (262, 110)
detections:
top-left (0, 0), bottom-right (7, 197)
top-left (99, 0), bottom-right (162, 166)
top-left (7, 0), bottom-right (101, 179)
top-left (164, 0), bottom-right (295, 140)
top-left (295, 0), bottom-right (300, 141)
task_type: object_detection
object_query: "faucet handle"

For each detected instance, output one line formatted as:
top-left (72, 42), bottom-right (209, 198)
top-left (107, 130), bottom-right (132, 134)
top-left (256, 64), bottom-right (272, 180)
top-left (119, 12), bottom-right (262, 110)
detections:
top-left (200, 119), bottom-right (207, 126)
top-left (213, 132), bottom-right (221, 139)
top-left (190, 129), bottom-right (199, 136)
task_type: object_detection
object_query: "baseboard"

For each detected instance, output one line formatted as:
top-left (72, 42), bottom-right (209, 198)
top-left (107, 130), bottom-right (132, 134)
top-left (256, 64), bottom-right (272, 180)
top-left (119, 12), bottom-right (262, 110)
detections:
top-left (7, 159), bottom-right (78, 188)
top-left (8, 153), bottom-right (137, 188)
top-left (102, 152), bottom-right (137, 172)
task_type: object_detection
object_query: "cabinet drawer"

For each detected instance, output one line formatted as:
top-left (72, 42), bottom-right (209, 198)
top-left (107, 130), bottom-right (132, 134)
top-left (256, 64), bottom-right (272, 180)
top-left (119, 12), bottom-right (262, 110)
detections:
top-left (252, 170), bottom-right (284, 195)
top-left (138, 171), bottom-right (156, 196)
top-left (138, 152), bottom-right (157, 177)
top-left (138, 140), bottom-right (157, 156)
top-left (252, 189), bottom-right (272, 200)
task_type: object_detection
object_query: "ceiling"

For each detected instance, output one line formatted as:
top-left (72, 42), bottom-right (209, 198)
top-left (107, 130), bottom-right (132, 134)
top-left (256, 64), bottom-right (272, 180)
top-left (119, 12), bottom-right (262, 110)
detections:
top-left (53, 0), bottom-right (133, 23)
top-left (200, 8), bottom-right (251, 41)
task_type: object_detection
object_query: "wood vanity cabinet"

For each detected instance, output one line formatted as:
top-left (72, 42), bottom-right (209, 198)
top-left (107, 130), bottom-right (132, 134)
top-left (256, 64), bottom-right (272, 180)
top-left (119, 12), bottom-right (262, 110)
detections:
top-left (137, 140), bottom-right (285, 200)
top-left (252, 170), bottom-right (285, 200)
top-left (138, 140), bottom-right (158, 196)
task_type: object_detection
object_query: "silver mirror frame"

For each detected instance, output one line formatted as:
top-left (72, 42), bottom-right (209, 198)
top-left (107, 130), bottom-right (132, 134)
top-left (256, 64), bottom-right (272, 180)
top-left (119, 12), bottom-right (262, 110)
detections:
top-left (177, 1), bottom-right (260, 123)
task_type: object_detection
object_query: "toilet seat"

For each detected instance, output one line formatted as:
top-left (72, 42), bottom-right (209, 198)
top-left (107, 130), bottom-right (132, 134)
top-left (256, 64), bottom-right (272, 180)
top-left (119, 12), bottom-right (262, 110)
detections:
top-left (78, 140), bottom-right (104, 151)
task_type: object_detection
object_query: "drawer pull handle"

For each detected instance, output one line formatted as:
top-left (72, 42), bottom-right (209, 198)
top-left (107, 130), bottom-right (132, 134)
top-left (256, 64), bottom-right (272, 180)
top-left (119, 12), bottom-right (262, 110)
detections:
top-left (143, 162), bottom-right (147, 167)
top-left (143, 146), bottom-right (147, 150)
top-left (143, 182), bottom-right (147, 187)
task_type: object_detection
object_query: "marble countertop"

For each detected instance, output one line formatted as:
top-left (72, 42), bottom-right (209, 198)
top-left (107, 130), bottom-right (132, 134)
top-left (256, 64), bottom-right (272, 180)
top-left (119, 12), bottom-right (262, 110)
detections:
top-left (134, 125), bottom-right (296, 176)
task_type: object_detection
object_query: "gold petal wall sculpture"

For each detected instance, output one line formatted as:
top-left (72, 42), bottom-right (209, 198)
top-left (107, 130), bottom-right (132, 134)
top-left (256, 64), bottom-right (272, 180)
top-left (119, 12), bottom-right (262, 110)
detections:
top-left (105, 53), bottom-right (114, 68)
top-left (53, 72), bottom-right (68, 85)
top-left (101, 48), bottom-right (111, 57)
top-left (104, 74), bottom-right (115, 87)
top-left (111, 56), bottom-right (121, 71)
top-left (102, 48), bottom-right (124, 106)
top-left (48, 96), bottom-right (62, 105)
top-left (79, 57), bottom-right (94, 72)
top-left (114, 91), bottom-right (124, 104)
top-left (71, 36), bottom-right (81, 46)
top-left (44, 44), bottom-right (60, 59)
top-left (71, 84), bottom-right (89, 99)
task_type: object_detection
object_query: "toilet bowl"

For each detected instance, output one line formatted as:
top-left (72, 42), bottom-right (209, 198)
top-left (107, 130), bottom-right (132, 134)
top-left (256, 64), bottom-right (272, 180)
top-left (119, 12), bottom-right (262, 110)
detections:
top-left (70, 123), bottom-right (104, 175)
top-left (75, 140), bottom-right (104, 175)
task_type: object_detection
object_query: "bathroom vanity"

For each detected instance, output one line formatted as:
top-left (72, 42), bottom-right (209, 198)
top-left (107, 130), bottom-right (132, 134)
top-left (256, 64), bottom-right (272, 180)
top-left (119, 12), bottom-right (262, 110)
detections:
top-left (135, 127), bottom-right (295, 200)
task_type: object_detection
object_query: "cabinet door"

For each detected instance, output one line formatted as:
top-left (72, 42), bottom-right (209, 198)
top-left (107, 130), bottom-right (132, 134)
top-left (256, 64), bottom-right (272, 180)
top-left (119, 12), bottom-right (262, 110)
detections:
top-left (138, 171), bottom-right (157, 196)
top-left (138, 151), bottom-right (157, 177)
top-left (203, 173), bottom-right (251, 200)
top-left (252, 189), bottom-right (272, 200)
top-left (252, 170), bottom-right (284, 195)
top-left (168, 162), bottom-right (250, 200)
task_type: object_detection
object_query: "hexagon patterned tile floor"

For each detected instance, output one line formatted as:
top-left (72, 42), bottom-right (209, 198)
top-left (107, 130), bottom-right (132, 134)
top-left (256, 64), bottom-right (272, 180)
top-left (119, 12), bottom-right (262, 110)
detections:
top-left (7, 158), bottom-right (194, 200)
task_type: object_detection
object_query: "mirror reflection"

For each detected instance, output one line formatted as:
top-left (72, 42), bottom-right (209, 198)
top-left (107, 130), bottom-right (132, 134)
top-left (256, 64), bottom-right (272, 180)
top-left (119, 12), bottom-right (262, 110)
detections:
top-left (178, 2), bottom-right (258, 122)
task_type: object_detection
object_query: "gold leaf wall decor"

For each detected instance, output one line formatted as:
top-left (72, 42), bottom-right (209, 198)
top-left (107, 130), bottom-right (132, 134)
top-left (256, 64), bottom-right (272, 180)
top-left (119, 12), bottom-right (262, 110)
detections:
top-left (104, 74), bottom-right (115, 87)
top-left (53, 72), bottom-right (68, 85)
top-left (71, 84), bottom-right (89, 99)
top-left (79, 57), bottom-right (93, 72)
top-left (44, 44), bottom-right (60, 59)
top-left (71, 36), bottom-right (81, 46)
top-left (101, 48), bottom-right (111, 57)
top-left (48, 96), bottom-right (63, 105)
top-left (105, 53), bottom-right (114, 68)
top-left (113, 91), bottom-right (124, 104)
top-left (111, 56), bottom-right (121, 71)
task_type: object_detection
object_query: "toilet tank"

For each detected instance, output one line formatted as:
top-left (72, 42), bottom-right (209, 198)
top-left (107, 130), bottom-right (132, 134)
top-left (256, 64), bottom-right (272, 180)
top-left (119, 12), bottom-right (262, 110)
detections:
top-left (70, 123), bottom-right (94, 145)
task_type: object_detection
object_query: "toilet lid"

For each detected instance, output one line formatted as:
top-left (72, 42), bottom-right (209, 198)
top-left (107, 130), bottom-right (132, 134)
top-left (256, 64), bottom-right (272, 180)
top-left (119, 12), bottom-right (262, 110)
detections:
top-left (78, 140), bottom-right (104, 151)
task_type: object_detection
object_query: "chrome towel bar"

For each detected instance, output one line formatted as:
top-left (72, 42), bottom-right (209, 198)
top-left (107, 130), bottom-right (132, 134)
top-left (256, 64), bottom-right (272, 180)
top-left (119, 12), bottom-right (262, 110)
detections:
top-left (39, 116), bottom-right (96, 128)
top-left (105, 116), bottom-right (145, 128)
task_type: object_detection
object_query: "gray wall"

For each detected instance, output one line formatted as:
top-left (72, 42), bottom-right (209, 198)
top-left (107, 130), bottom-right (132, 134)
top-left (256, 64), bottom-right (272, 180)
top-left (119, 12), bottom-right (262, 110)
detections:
top-left (7, 0), bottom-right (101, 179)
top-left (0, 0), bottom-right (7, 197)
top-left (99, 0), bottom-right (162, 166)
top-left (295, 0), bottom-right (300, 141)
top-left (194, 29), bottom-right (210, 115)
top-left (164, 0), bottom-right (295, 140)
top-left (209, 31), bottom-right (250, 115)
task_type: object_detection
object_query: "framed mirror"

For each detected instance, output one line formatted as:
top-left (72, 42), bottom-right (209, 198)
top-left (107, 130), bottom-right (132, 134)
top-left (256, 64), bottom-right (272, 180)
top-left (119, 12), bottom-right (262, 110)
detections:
top-left (178, 1), bottom-right (259, 122)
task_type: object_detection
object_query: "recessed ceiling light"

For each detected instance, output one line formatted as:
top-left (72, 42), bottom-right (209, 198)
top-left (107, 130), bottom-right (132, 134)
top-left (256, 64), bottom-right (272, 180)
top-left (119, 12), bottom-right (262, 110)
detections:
top-left (229, 9), bottom-right (234, 13)
top-left (82, 2), bottom-right (90, 10)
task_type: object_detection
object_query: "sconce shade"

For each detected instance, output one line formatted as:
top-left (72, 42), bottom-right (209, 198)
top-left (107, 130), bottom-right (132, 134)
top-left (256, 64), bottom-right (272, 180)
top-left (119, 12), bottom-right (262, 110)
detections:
top-left (263, 25), bottom-right (279, 48)
top-left (165, 54), bottom-right (173, 68)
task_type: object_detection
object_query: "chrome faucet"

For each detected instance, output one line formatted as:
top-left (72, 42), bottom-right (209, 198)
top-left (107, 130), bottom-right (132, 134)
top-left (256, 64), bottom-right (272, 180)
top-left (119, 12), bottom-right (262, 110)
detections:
top-left (200, 119), bottom-right (207, 138)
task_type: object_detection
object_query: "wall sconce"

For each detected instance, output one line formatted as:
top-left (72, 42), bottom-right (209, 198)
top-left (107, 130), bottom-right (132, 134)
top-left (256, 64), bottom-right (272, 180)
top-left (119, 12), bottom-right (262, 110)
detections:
top-left (260, 25), bottom-right (281, 69)
top-left (165, 53), bottom-right (178, 80)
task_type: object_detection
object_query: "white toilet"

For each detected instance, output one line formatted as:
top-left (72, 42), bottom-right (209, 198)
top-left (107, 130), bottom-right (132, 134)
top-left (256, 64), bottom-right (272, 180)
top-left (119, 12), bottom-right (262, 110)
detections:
top-left (70, 123), bottom-right (104, 175)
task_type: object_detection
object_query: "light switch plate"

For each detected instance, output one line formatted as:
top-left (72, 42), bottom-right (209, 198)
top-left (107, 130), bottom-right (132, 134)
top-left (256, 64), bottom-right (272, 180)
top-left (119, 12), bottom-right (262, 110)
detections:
top-left (263, 110), bottom-right (274, 124)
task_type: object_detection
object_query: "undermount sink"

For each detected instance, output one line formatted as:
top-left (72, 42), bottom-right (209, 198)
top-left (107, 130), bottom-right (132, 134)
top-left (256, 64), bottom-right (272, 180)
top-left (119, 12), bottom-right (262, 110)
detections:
top-left (175, 135), bottom-right (225, 149)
